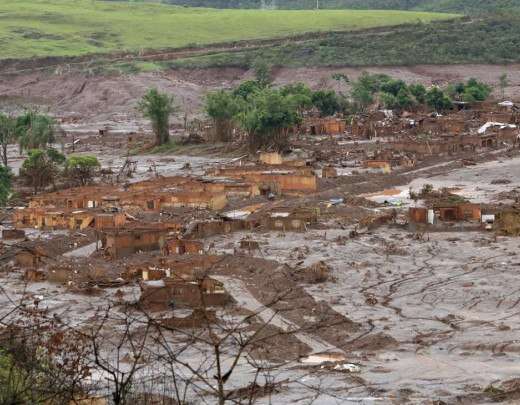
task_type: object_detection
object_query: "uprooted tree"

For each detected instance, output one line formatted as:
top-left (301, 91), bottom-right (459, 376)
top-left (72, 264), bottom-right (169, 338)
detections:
top-left (138, 88), bottom-right (175, 146)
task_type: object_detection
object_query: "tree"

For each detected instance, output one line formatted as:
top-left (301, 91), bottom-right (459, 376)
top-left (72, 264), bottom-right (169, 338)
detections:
top-left (380, 79), bottom-right (407, 96)
top-left (16, 111), bottom-right (55, 152)
top-left (0, 165), bottom-right (12, 206)
top-left (252, 58), bottom-right (272, 88)
top-left (409, 83), bottom-right (427, 104)
top-left (20, 149), bottom-right (63, 193)
top-left (205, 90), bottom-right (240, 142)
top-left (380, 92), bottom-right (398, 110)
top-left (312, 90), bottom-right (342, 117)
top-left (425, 87), bottom-right (453, 111)
top-left (236, 89), bottom-right (300, 151)
top-left (232, 80), bottom-right (262, 100)
top-left (396, 88), bottom-right (414, 110)
top-left (499, 73), bottom-right (509, 99)
top-left (351, 84), bottom-right (373, 112)
top-left (65, 155), bottom-right (100, 186)
top-left (0, 114), bottom-right (16, 167)
top-left (138, 89), bottom-right (174, 146)
top-left (463, 78), bottom-right (492, 102)
top-left (279, 83), bottom-right (313, 119)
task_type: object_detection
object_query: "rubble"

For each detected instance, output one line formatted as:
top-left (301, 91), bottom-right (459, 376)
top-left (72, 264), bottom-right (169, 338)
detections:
top-left (3, 79), bottom-right (520, 404)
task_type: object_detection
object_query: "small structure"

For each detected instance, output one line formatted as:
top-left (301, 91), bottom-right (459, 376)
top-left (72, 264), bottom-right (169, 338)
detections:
top-left (163, 238), bottom-right (204, 256)
top-left (408, 203), bottom-right (481, 225)
top-left (495, 209), bottom-right (520, 236)
top-left (102, 228), bottom-right (169, 259)
top-left (363, 160), bottom-right (391, 173)
top-left (139, 276), bottom-right (231, 310)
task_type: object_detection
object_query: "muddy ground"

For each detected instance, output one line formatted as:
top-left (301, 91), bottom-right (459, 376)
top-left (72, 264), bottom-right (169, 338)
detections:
top-left (2, 64), bottom-right (520, 126)
top-left (2, 63), bottom-right (520, 403)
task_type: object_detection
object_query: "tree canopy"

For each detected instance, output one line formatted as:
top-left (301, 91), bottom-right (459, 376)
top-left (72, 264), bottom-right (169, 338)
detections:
top-left (65, 155), bottom-right (101, 186)
top-left (20, 149), bottom-right (64, 194)
top-left (205, 90), bottom-right (241, 142)
top-left (138, 89), bottom-right (175, 146)
top-left (16, 111), bottom-right (55, 152)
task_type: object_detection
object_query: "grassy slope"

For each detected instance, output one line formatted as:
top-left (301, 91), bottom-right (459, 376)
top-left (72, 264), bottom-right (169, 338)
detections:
top-left (0, 0), bottom-right (456, 59)
top-left (145, 16), bottom-right (520, 70)
top-left (140, 0), bottom-right (520, 13)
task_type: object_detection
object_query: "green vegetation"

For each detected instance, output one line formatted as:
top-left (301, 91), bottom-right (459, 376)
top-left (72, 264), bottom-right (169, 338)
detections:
top-left (203, 70), bottom-right (492, 149)
top-left (20, 149), bottom-right (64, 193)
top-left (0, 114), bottom-right (17, 167)
top-left (65, 155), bottom-right (101, 186)
top-left (0, 167), bottom-right (12, 206)
top-left (348, 72), bottom-right (490, 112)
top-left (446, 78), bottom-right (492, 103)
top-left (161, 16), bottom-right (520, 69)
top-left (236, 88), bottom-right (301, 151)
top-left (204, 71), bottom-right (354, 149)
top-left (425, 87), bottom-right (453, 111)
top-left (311, 90), bottom-right (343, 116)
top-left (15, 112), bottom-right (55, 152)
top-left (136, 0), bottom-right (520, 14)
top-left (138, 88), bottom-right (175, 146)
top-left (0, 0), bottom-right (456, 60)
top-left (205, 90), bottom-right (241, 142)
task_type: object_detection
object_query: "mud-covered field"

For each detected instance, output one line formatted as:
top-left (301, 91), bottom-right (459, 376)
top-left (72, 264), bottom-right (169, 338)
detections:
top-left (2, 64), bottom-right (520, 124)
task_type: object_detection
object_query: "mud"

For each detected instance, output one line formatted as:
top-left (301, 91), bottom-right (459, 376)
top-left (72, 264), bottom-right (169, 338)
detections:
top-left (2, 64), bottom-right (520, 126)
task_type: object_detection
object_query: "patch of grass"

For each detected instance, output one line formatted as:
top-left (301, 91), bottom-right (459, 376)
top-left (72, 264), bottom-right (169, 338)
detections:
top-left (0, 0), bottom-right (458, 60)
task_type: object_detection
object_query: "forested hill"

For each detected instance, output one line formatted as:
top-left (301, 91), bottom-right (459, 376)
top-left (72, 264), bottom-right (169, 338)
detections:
top-left (153, 0), bottom-right (520, 13)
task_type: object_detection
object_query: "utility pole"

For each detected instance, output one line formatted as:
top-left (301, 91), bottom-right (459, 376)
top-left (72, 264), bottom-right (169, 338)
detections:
top-left (316, 0), bottom-right (320, 9)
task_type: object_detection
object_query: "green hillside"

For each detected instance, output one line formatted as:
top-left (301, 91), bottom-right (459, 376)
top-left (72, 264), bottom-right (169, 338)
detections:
top-left (130, 15), bottom-right (519, 70)
top-left (142, 0), bottom-right (520, 13)
top-left (0, 0), bottom-right (456, 60)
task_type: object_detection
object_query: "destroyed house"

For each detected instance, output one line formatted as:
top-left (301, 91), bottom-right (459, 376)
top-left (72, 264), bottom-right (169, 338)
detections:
top-left (363, 160), bottom-right (392, 173)
top-left (207, 166), bottom-right (317, 194)
top-left (186, 219), bottom-right (253, 239)
top-left (162, 191), bottom-right (228, 211)
top-left (163, 238), bottom-right (204, 256)
top-left (102, 227), bottom-right (170, 259)
top-left (28, 186), bottom-right (113, 210)
top-left (436, 203), bottom-right (481, 222)
top-left (14, 242), bottom-right (64, 269)
top-left (128, 175), bottom-right (259, 199)
top-left (416, 116), bottom-right (467, 135)
top-left (253, 206), bottom-right (319, 232)
top-left (409, 203), bottom-right (481, 224)
top-left (495, 209), bottom-right (520, 236)
top-left (13, 208), bottom-right (126, 231)
top-left (139, 277), bottom-right (230, 309)
top-left (304, 117), bottom-right (346, 135)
